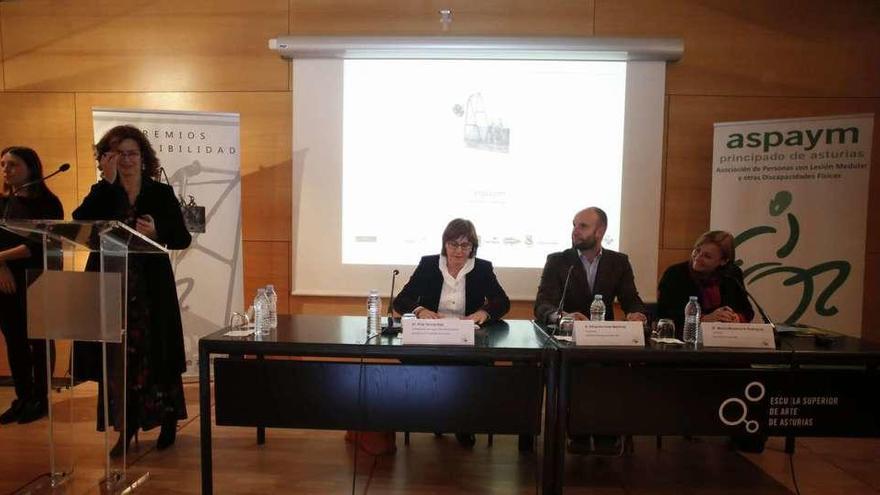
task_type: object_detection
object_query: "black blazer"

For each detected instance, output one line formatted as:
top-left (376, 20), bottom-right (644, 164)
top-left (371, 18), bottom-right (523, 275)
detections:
top-left (0, 194), bottom-right (64, 285)
top-left (534, 248), bottom-right (644, 323)
top-left (656, 261), bottom-right (755, 338)
top-left (72, 177), bottom-right (192, 381)
top-left (393, 255), bottom-right (510, 321)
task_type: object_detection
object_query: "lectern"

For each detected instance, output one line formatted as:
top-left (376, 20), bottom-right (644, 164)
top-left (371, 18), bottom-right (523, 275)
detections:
top-left (0, 220), bottom-right (167, 494)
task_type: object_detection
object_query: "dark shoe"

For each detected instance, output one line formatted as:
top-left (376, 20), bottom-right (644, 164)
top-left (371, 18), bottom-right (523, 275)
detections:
top-left (0, 400), bottom-right (23, 425)
top-left (455, 433), bottom-right (476, 448)
top-left (733, 435), bottom-right (767, 453)
top-left (156, 420), bottom-right (177, 450)
top-left (110, 427), bottom-right (137, 458)
top-left (17, 398), bottom-right (48, 424)
top-left (518, 434), bottom-right (534, 452)
top-left (591, 435), bottom-right (623, 456)
top-left (567, 435), bottom-right (623, 456)
top-left (567, 437), bottom-right (592, 455)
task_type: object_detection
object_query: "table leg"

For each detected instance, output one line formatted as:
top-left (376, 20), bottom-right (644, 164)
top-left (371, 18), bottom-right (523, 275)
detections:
top-left (199, 344), bottom-right (213, 495)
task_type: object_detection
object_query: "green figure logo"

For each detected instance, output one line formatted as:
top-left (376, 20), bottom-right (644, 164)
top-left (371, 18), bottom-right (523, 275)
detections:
top-left (733, 191), bottom-right (850, 324)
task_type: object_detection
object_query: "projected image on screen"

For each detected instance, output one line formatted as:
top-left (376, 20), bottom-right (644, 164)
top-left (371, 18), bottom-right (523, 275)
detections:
top-left (342, 59), bottom-right (626, 268)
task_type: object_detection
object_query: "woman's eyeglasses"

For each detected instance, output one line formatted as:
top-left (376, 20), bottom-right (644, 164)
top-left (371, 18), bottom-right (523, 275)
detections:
top-left (446, 241), bottom-right (472, 251)
top-left (116, 150), bottom-right (141, 159)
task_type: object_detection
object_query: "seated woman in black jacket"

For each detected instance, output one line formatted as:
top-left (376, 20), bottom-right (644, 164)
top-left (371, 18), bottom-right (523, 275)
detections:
top-left (393, 218), bottom-right (510, 324)
top-left (656, 230), bottom-right (754, 338)
top-left (392, 218), bottom-right (510, 448)
top-left (656, 231), bottom-right (766, 453)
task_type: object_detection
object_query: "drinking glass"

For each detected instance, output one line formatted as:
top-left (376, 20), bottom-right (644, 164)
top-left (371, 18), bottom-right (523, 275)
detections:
top-left (654, 318), bottom-right (676, 341)
top-left (558, 314), bottom-right (575, 337)
top-left (228, 312), bottom-right (249, 329)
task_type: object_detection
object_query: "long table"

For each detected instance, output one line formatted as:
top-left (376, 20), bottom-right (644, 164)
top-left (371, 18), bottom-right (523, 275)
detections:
top-left (549, 329), bottom-right (880, 494)
top-left (199, 315), bottom-right (556, 494)
top-left (199, 317), bottom-right (880, 494)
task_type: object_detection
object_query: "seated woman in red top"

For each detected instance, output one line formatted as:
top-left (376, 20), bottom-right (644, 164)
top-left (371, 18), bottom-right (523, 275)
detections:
top-left (656, 230), bottom-right (755, 339)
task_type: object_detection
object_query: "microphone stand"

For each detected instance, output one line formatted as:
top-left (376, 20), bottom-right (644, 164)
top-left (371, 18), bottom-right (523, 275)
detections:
top-left (724, 270), bottom-right (776, 332)
top-left (2, 164), bottom-right (70, 221)
top-left (382, 269), bottom-right (400, 335)
top-left (1, 191), bottom-right (16, 222)
top-left (549, 265), bottom-right (575, 334)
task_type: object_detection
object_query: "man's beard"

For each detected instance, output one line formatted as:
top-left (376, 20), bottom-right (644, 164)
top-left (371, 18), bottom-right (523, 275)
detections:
top-left (573, 235), bottom-right (597, 251)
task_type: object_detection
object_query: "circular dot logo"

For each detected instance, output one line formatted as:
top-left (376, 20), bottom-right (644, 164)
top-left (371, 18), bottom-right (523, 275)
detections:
top-left (745, 381), bottom-right (765, 402)
top-left (718, 381), bottom-right (766, 432)
top-left (719, 398), bottom-right (748, 426)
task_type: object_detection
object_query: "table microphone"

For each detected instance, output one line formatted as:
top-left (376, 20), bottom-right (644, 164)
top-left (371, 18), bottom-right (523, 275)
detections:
top-left (551, 265), bottom-right (575, 328)
top-left (2, 163), bottom-right (70, 220)
top-left (382, 269), bottom-right (400, 335)
top-left (721, 265), bottom-right (776, 331)
top-left (22, 163), bottom-right (71, 189)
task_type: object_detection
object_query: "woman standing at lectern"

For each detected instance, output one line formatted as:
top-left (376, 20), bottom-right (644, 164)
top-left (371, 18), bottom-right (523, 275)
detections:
top-left (0, 146), bottom-right (63, 425)
top-left (73, 125), bottom-right (191, 456)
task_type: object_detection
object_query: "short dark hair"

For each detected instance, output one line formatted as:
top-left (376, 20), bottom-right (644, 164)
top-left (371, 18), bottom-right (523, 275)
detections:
top-left (587, 206), bottom-right (608, 229)
top-left (95, 125), bottom-right (161, 180)
top-left (1, 146), bottom-right (55, 199)
top-left (440, 218), bottom-right (478, 258)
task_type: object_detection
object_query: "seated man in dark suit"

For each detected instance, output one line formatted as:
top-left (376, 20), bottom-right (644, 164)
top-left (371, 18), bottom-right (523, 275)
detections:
top-left (534, 206), bottom-right (646, 455)
top-left (535, 206), bottom-right (646, 324)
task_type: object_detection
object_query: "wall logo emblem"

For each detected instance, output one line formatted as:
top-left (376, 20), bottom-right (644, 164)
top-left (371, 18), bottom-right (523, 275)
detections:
top-left (734, 191), bottom-right (850, 324)
top-left (719, 381), bottom-right (765, 433)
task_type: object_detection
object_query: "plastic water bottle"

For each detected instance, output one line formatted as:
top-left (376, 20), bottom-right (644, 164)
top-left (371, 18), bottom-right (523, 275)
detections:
top-left (683, 296), bottom-right (701, 346)
top-left (265, 284), bottom-right (278, 329)
top-left (590, 294), bottom-right (606, 321)
top-left (253, 288), bottom-right (269, 335)
top-left (366, 289), bottom-right (381, 336)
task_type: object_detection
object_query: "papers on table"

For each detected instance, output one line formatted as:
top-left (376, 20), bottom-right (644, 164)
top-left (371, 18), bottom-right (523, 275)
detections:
top-left (702, 322), bottom-right (775, 349)
top-left (224, 329), bottom-right (255, 337)
top-left (573, 321), bottom-right (645, 347)
top-left (402, 318), bottom-right (475, 346)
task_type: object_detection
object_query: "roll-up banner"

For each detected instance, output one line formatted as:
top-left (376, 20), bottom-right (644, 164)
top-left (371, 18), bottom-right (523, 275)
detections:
top-left (711, 114), bottom-right (873, 336)
top-left (93, 108), bottom-right (243, 375)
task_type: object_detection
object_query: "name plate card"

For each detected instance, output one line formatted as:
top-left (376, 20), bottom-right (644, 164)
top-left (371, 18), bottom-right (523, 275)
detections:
top-left (402, 319), bottom-right (474, 346)
top-left (702, 323), bottom-right (776, 349)
top-left (573, 321), bottom-right (645, 347)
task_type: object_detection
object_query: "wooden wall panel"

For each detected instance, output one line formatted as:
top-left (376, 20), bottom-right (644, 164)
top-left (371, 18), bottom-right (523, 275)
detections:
top-left (244, 240), bottom-right (290, 314)
top-left (0, 0), bottom-right (877, 350)
top-left (664, 96), bottom-right (880, 249)
top-left (658, 248), bottom-right (689, 278)
top-left (863, 253), bottom-right (879, 343)
top-left (595, 0), bottom-right (880, 97)
top-left (868, 153), bottom-right (880, 254)
top-left (0, 0), bottom-right (289, 92)
top-left (0, 15), bottom-right (4, 91)
top-left (72, 92), bottom-right (292, 242)
top-left (289, 295), bottom-right (364, 316)
top-left (0, 93), bottom-right (77, 213)
top-left (0, 94), bottom-right (76, 376)
top-left (291, 0), bottom-right (594, 35)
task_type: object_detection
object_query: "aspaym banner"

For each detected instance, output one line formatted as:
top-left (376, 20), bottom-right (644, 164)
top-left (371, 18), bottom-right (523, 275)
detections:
top-left (711, 114), bottom-right (873, 336)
